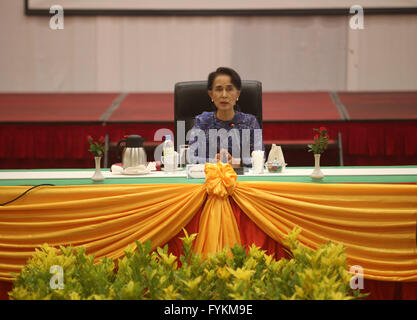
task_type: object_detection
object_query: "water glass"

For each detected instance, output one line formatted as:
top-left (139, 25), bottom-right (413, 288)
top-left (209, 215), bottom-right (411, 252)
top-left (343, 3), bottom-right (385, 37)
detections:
top-left (179, 145), bottom-right (190, 168)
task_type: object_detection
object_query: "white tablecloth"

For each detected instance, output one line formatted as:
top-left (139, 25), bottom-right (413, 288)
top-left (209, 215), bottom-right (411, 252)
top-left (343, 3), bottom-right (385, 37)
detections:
top-left (1, 167), bottom-right (416, 180)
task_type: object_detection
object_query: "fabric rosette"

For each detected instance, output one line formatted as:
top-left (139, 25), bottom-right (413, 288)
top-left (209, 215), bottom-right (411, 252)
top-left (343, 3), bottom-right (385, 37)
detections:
top-left (204, 161), bottom-right (237, 198)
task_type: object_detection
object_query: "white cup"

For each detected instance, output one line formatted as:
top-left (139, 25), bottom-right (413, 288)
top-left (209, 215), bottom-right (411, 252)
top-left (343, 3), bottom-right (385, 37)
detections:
top-left (251, 150), bottom-right (265, 174)
top-left (161, 151), bottom-right (178, 172)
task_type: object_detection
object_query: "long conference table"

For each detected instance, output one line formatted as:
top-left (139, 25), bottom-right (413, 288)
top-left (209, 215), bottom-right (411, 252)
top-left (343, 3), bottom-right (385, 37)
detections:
top-left (0, 165), bottom-right (416, 300)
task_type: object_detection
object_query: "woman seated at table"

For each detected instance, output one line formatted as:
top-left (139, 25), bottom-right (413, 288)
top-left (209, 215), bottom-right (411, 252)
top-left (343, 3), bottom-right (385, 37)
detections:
top-left (189, 67), bottom-right (264, 167)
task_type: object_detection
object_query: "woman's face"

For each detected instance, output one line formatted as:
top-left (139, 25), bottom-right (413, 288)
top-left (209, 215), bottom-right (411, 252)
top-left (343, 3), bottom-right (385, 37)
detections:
top-left (208, 74), bottom-right (240, 112)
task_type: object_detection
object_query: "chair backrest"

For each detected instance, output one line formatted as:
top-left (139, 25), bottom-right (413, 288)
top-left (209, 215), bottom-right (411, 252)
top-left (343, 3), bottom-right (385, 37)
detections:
top-left (174, 80), bottom-right (263, 148)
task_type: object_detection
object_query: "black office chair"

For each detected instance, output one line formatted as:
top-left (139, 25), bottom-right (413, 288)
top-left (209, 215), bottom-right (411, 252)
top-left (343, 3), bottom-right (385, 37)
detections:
top-left (174, 80), bottom-right (263, 148)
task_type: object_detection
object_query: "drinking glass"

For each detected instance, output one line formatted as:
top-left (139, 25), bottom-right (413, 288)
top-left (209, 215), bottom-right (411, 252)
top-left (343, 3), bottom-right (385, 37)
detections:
top-left (179, 145), bottom-right (190, 168)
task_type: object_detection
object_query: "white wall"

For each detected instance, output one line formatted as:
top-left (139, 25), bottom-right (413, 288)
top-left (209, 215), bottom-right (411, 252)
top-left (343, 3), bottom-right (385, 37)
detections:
top-left (0, 0), bottom-right (416, 92)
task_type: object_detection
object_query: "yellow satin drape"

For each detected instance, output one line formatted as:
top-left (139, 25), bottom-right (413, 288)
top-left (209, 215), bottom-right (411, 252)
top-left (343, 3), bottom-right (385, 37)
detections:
top-left (232, 182), bottom-right (417, 282)
top-left (0, 162), bottom-right (416, 282)
top-left (0, 184), bottom-right (206, 281)
top-left (194, 162), bottom-right (241, 255)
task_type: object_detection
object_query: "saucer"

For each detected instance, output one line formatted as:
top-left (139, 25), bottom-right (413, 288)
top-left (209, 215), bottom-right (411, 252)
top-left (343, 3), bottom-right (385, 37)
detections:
top-left (122, 170), bottom-right (151, 175)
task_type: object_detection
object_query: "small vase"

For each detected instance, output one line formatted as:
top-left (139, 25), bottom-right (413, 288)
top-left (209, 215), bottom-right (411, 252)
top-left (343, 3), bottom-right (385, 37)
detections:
top-left (91, 156), bottom-right (105, 182)
top-left (311, 153), bottom-right (324, 181)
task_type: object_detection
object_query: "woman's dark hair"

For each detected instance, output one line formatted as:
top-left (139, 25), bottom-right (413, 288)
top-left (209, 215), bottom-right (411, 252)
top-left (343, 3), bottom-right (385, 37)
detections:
top-left (207, 67), bottom-right (242, 91)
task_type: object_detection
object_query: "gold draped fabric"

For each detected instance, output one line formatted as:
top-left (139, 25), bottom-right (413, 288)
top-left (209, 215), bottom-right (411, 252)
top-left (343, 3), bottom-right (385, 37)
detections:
top-left (232, 182), bottom-right (417, 281)
top-left (0, 162), bottom-right (416, 282)
top-left (0, 184), bottom-right (207, 281)
top-left (194, 162), bottom-right (240, 255)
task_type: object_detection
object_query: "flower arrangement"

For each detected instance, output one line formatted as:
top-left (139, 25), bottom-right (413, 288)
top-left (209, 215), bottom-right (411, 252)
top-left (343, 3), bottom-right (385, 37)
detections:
top-left (9, 228), bottom-right (368, 300)
top-left (87, 136), bottom-right (107, 157)
top-left (308, 127), bottom-right (329, 154)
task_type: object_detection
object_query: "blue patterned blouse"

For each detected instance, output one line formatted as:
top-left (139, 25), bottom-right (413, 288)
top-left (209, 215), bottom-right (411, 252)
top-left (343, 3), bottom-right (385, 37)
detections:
top-left (188, 111), bottom-right (264, 166)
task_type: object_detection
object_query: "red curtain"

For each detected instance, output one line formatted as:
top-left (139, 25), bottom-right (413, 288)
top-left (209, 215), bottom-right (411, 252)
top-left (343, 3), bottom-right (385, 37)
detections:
top-left (0, 123), bottom-right (174, 168)
top-left (1, 121), bottom-right (416, 169)
top-left (262, 121), bottom-right (417, 158)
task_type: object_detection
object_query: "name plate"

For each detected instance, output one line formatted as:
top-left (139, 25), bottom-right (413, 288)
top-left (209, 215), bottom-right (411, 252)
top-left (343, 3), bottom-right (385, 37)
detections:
top-left (186, 164), bottom-right (206, 179)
